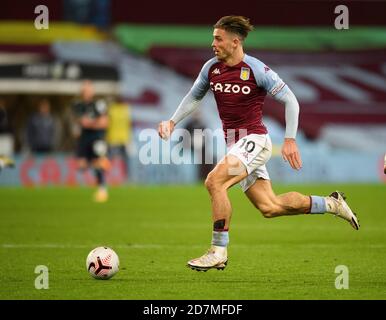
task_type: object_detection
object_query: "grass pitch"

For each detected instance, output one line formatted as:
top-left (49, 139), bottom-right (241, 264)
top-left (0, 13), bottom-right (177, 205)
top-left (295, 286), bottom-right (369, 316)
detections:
top-left (0, 184), bottom-right (385, 300)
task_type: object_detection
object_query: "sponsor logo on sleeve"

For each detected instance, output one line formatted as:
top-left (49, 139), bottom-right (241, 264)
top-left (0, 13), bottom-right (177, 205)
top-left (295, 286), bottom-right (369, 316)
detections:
top-left (270, 81), bottom-right (286, 96)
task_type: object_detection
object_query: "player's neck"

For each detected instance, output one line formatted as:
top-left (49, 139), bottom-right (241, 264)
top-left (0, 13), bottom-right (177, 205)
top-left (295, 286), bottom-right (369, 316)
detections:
top-left (223, 49), bottom-right (245, 67)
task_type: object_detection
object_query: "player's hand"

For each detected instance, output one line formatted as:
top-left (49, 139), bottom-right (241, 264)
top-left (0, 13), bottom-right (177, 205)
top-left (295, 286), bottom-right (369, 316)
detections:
top-left (80, 117), bottom-right (93, 128)
top-left (158, 120), bottom-right (175, 140)
top-left (281, 138), bottom-right (302, 170)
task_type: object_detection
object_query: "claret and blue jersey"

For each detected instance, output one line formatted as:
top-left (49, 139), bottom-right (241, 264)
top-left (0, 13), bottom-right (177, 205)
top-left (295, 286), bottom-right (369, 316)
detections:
top-left (190, 54), bottom-right (289, 142)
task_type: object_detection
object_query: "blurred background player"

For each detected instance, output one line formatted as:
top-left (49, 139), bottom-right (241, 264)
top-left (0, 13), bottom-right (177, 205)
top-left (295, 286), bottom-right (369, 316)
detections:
top-left (0, 98), bottom-right (14, 173)
top-left (73, 80), bottom-right (110, 202)
top-left (159, 16), bottom-right (360, 272)
top-left (106, 99), bottom-right (132, 179)
top-left (25, 98), bottom-right (58, 154)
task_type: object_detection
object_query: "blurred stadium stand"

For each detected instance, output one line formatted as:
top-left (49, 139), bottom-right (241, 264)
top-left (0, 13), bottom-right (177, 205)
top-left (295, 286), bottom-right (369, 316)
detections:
top-left (0, 0), bottom-right (385, 186)
top-left (3, 0), bottom-right (386, 26)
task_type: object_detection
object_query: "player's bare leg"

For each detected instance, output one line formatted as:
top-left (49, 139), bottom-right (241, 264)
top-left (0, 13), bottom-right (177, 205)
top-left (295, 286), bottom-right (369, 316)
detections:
top-left (245, 179), bottom-right (310, 217)
top-left (245, 179), bottom-right (359, 229)
top-left (206, 155), bottom-right (248, 229)
top-left (187, 155), bottom-right (248, 271)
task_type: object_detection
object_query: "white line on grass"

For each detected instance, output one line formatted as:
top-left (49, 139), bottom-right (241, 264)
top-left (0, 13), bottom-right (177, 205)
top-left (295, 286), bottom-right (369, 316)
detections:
top-left (1, 243), bottom-right (385, 249)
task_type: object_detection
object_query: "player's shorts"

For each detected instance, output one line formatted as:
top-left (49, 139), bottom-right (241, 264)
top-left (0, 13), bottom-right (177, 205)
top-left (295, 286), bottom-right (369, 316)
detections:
top-left (227, 134), bottom-right (272, 192)
top-left (76, 134), bottom-right (108, 161)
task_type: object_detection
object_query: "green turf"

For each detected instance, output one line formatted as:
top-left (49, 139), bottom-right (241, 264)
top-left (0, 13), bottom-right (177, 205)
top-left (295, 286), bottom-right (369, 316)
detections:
top-left (0, 184), bottom-right (385, 300)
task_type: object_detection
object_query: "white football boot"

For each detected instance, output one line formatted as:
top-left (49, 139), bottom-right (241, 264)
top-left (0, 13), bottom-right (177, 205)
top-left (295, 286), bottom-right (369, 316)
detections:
top-left (326, 191), bottom-right (360, 230)
top-left (187, 245), bottom-right (228, 272)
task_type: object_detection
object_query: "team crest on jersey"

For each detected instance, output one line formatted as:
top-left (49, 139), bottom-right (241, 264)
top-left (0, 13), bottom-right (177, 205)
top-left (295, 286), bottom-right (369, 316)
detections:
top-left (240, 67), bottom-right (250, 81)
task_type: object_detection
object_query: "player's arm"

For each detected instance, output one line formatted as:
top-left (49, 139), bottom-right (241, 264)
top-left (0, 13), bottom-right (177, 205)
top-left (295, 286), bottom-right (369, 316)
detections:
top-left (158, 59), bottom-right (213, 140)
top-left (79, 115), bottom-right (108, 129)
top-left (72, 101), bottom-right (91, 128)
top-left (81, 100), bottom-right (109, 130)
top-left (85, 114), bottom-right (108, 129)
top-left (71, 102), bottom-right (83, 137)
top-left (158, 92), bottom-right (201, 140)
top-left (273, 89), bottom-right (302, 170)
top-left (252, 60), bottom-right (301, 170)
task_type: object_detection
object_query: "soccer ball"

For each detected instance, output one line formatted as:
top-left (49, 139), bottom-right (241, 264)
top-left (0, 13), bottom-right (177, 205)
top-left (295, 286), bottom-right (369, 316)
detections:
top-left (86, 246), bottom-right (119, 280)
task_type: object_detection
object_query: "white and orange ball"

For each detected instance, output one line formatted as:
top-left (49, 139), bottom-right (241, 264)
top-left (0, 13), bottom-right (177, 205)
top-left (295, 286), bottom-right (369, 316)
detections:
top-left (86, 247), bottom-right (119, 280)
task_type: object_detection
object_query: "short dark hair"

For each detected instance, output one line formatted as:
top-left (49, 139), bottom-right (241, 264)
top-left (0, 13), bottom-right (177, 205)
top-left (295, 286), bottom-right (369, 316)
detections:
top-left (214, 16), bottom-right (254, 40)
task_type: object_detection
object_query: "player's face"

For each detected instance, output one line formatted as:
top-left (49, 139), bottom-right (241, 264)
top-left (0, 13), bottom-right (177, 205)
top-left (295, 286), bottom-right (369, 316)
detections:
top-left (212, 28), bottom-right (238, 61)
top-left (81, 81), bottom-right (95, 102)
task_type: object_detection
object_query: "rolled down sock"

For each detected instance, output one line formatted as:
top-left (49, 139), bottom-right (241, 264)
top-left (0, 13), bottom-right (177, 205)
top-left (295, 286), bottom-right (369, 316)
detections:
top-left (211, 231), bottom-right (229, 247)
top-left (310, 195), bottom-right (327, 214)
